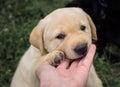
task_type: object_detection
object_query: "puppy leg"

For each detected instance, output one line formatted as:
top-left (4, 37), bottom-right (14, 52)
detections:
top-left (87, 65), bottom-right (103, 87)
top-left (36, 50), bottom-right (65, 67)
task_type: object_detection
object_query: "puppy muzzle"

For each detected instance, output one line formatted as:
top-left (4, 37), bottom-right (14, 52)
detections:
top-left (73, 43), bottom-right (88, 58)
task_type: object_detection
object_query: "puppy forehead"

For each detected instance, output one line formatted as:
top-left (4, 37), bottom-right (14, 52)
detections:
top-left (43, 8), bottom-right (88, 25)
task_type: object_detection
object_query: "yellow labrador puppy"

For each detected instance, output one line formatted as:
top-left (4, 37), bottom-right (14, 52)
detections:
top-left (11, 8), bottom-right (103, 87)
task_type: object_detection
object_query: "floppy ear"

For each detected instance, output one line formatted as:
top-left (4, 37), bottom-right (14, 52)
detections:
top-left (30, 20), bottom-right (47, 55)
top-left (86, 14), bottom-right (97, 40)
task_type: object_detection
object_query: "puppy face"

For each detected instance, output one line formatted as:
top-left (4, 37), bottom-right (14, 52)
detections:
top-left (30, 8), bottom-right (97, 59)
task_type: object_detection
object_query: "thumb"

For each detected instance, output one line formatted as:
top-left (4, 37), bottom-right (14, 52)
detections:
top-left (78, 44), bottom-right (96, 71)
top-left (75, 44), bottom-right (96, 84)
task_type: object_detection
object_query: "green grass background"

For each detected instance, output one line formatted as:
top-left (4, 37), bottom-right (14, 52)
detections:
top-left (0, 0), bottom-right (120, 87)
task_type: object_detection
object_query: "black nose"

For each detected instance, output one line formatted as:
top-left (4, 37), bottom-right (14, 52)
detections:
top-left (73, 43), bottom-right (88, 55)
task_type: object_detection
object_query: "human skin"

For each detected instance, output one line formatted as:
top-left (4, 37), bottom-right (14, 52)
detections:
top-left (36, 44), bottom-right (96, 87)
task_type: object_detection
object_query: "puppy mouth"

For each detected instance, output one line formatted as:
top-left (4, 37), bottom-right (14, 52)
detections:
top-left (78, 50), bottom-right (88, 59)
top-left (66, 51), bottom-right (88, 67)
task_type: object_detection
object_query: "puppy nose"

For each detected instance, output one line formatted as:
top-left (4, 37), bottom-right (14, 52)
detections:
top-left (74, 43), bottom-right (88, 55)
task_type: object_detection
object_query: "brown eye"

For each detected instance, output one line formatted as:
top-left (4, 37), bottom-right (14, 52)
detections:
top-left (56, 33), bottom-right (65, 39)
top-left (80, 25), bottom-right (86, 31)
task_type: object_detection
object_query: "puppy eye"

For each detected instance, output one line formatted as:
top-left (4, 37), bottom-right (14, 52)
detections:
top-left (56, 33), bottom-right (65, 39)
top-left (80, 25), bottom-right (86, 31)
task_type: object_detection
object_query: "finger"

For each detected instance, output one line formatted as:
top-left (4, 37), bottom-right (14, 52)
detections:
top-left (69, 60), bottom-right (79, 70)
top-left (78, 44), bottom-right (96, 70)
top-left (73, 45), bottom-right (96, 84)
top-left (57, 59), bottom-right (70, 69)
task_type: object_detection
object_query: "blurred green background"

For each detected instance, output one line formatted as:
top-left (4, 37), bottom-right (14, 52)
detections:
top-left (0, 0), bottom-right (120, 87)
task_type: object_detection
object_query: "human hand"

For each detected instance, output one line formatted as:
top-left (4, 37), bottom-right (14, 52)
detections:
top-left (36, 44), bottom-right (96, 87)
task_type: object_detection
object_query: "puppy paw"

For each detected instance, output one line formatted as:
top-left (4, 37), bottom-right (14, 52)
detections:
top-left (49, 51), bottom-right (65, 67)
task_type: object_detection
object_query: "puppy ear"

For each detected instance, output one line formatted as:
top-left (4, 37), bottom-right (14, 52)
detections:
top-left (86, 14), bottom-right (97, 40)
top-left (30, 20), bottom-right (47, 55)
